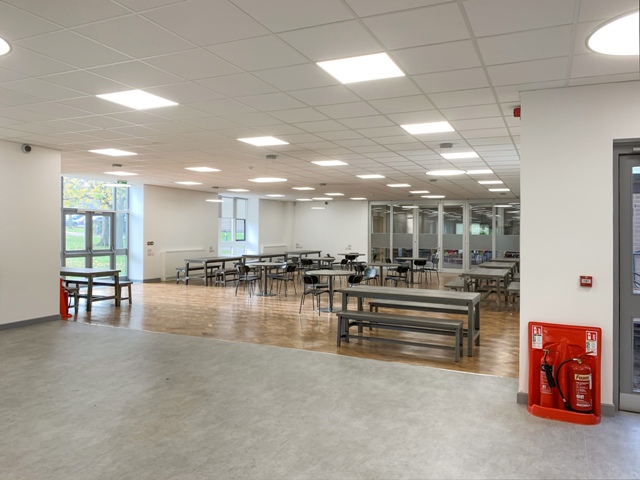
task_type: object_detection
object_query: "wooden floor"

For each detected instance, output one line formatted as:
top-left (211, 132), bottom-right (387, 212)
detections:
top-left (68, 272), bottom-right (521, 378)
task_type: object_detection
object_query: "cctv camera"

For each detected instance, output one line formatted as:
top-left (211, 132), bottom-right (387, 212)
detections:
top-left (21, 144), bottom-right (32, 154)
top-left (325, 201), bottom-right (328, 205)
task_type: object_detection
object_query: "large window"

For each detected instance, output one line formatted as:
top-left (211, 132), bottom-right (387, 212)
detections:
top-left (219, 196), bottom-right (247, 256)
top-left (61, 178), bottom-right (129, 277)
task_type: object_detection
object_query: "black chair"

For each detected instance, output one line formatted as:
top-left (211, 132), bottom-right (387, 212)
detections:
top-left (363, 266), bottom-right (379, 285)
top-left (235, 264), bottom-right (261, 297)
top-left (347, 274), bottom-right (363, 287)
top-left (425, 255), bottom-right (440, 283)
top-left (299, 274), bottom-right (329, 314)
top-left (385, 265), bottom-right (410, 287)
top-left (269, 264), bottom-right (297, 296)
top-left (413, 259), bottom-right (427, 283)
top-left (339, 258), bottom-right (349, 270)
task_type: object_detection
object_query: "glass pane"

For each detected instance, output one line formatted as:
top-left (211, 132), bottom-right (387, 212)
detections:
top-left (418, 205), bottom-right (438, 259)
top-left (220, 246), bottom-right (233, 256)
top-left (64, 213), bottom-right (86, 251)
top-left (220, 197), bottom-right (233, 218)
top-left (469, 204), bottom-right (492, 265)
top-left (65, 256), bottom-right (87, 268)
top-left (496, 203), bottom-right (520, 259)
top-left (116, 255), bottom-right (128, 278)
top-left (236, 198), bottom-right (247, 219)
top-left (115, 186), bottom-right (128, 211)
top-left (92, 215), bottom-right (112, 251)
top-left (443, 205), bottom-right (463, 270)
top-left (115, 213), bottom-right (128, 249)
top-left (633, 172), bottom-right (640, 293)
top-left (91, 255), bottom-right (112, 269)
top-left (220, 218), bottom-right (232, 242)
top-left (371, 205), bottom-right (391, 262)
top-left (393, 205), bottom-right (414, 259)
top-left (62, 177), bottom-right (114, 209)
top-left (235, 219), bottom-right (245, 241)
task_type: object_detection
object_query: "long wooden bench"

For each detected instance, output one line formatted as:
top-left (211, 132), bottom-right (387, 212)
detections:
top-left (507, 281), bottom-right (520, 310)
top-left (369, 299), bottom-right (468, 315)
top-left (444, 277), bottom-right (468, 291)
top-left (337, 310), bottom-right (464, 362)
top-left (64, 279), bottom-right (133, 304)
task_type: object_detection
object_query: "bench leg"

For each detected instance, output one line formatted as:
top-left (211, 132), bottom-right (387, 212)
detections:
top-left (455, 326), bottom-right (462, 362)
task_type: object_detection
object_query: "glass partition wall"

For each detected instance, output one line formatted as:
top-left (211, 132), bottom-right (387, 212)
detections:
top-left (369, 200), bottom-right (519, 272)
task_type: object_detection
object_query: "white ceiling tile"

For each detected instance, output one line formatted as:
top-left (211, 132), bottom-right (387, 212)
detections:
top-left (70, 115), bottom-right (131, 129)
top-left (17, 31), bottom-right (130, 68)
top-left (288, 86), bottom-right (361, 106)
top-left (254, 64), bottom-right (338, 91)
top-left (463, 0), bottom-right (575, 37)
top-left (478, 26), bottom-right (573, 66)
top-left (393, 40), bottom-right (481, 75)
top-left (385, 110), bottom-right (446, 125)
top-left (184, 117), bottom-right (243, 130)
top-left (345, 0), bottom-right (451, 17)
top-left (368, 95), bottom-right (435, 114)
top-left (196, 74), bottom-right (278, 97)
top-left (578, 0), bottom-right (639, 22)
top-left (487, 57), bottom-right (569, 86)
top-left (276, 133), bottom-right (325, 143)
top-left (363, 3), bottom-right (469, 49)
top-left (1, 79), bottom-right (83, 101)
top-left (441, 104), bottom-right (502, 120)
top-left (569, 72), bottom-right (640, 86)
top-left (339, 116), bottom-right (395, 129)
top-left (88, 61), bottom-right (183, 88)
top-left (116, 0), bottom-right (186, 11)
top-left (414, 68), bottom-right (489, 93)
top-left (0, 88), bottom-right (47, 107)
top-left (316, 102), bottom-right (379, 119)
top-left (460, 128), bottom-right (509, 139)
top-left (450, 117), bottom-right (506, 131)
top-left (269, 108), bottom-right (328, 123)
top-left (4, 0), bottom-right (129, 27)
top-left (141, 105), bottom-right (210, 122)
top-left (0, 106), bottom-right (55, 122)
top-left (22, 102), bottom-right (91, 120)
top-left (317, 130), bottom-right (364, 141)
top-left (493, 80), bottom-right (566, 103)
top-left (278, 20), bottom-right (380, 62)
top-left (0, 47), bottom-right (75, 77)
top-left (74, 15), bottom-right (194, 58)
top-left (356, 126), bottom-right (406, 138)
top-left (346, 77), bottom-right (421, 100)
top-left (571, 54), bottom-right (640, 78)
top-left (467, 136), bottom-right (514, 146)
top-left (59, 97), bottom-right (130, 115)
top-left (207, 35), bottom-right (308, 71)
top-left (429, 88), bottom-right (495, 109)
top-left (146, 83), bottom-right (225, 104)
top-left (230, 0), bottom-right (354, 33)
top-left (295, 120), bottom-right (347, 133)
top-left (42, 71), bottom-right (130, 96)
top-left (0, 2), bottom-right (60, 41)
top-left (143, 49), bottom-right (242, 80)
top-left (217, 112), bottom-right (282, 127)
top-left (190, 99), bottom-right (257, 116)
top-left (236, 93), bottom-right (306, 111)
top-left (143, 0), bottom-right (269, 46)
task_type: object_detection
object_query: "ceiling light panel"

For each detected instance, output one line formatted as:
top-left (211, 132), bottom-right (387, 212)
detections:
top-left (441, 152), bottom-right (479, 160)
top-left (238, 136), bottom-right (289, 146)
top-left (185, 167), bottom-right (221, 172)
top-left (312, 160), bottom-right (348, 166)
top-left (97, 90), bottom-right (178, 110)
top-left (401, 121), bottom-right (455, 135)
top-left (317, 53), bottom-right (405, 84)
top-left (90, 149), bottom-right (137, 157)
top-left (103, 171), bottom-right (137, 176)
top-left (587, 11), bottom-right (639, 56)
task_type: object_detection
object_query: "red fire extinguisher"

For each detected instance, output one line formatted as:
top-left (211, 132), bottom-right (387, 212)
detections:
top-left (539, 349), bottom-right (556, 408)
top-left (555, 357), bottom-right (593, 413)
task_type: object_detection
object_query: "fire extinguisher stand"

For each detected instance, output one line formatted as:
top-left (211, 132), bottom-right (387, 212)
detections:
top-left (527, 322), bottom-right (602, 425)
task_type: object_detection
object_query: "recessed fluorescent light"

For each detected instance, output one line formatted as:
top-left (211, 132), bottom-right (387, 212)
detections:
top-left (311, 160), bottom-right (348, 166)
top-left (494, 205), bottom-right (512, 208)
top-left (0, 37), bottom-right (11, 56)
top-left (387, 183), bottom-right (411, 187)
top-left (426, 169), bottom-right (466, 176)
top-left (441, 152), bottom-right (479, 160)
top-left (96, 90), bottom-right (177, 110)
top-left (350, 197), bottom-right (367, 200)
top-left (409, 190), bottom-right (430, 194)
top-left (90, 148), bottom-right (137, 157)
top-left (313, 197), bottom-right (333, 201)
top-left (466, 169), bottom-right (493, 175)
top-left (297, 198), bottom-right (313, 202)
top-left (206, 199), bottom-right (224, 203)
top-left (317, 52), bottom-right (404, 84)
top-left (292, 187), bottom-right (315, 191)
top-left (249, 177), bottom-right (287, 183)
top-left (422, 195), bottom-right (445, 199)
top-left (478, 180), bottom-right (503, 185)
top-left (176, 181), bottom-right (202, 185)
top-left (402, 206), bottom-right (419, 209)
top-left (401, 121), bottom-right (454, 135)
top-left (185, 167), bottom-right (220, 172)
top-left (103, 183), bottom-right (131, 188)
top-left (266, 194), bottom-right (285, 197)
top-left (237, 136), bottom-right (288, 146)
top-left (587, 11), bottom-right (639, 55)
top-left (103, 171), bottom-right (137, 176)
top-left (357, 174), bottom-right (385, 179)
top-left (325, 193), bottom-right (344, 196)
top-left (507, 211), bottom-right (520, 214)
top-left (311, 207), bottom-right (325, 210)
top-left (228, 188), bottom-right (249, 192)
top-left (489, 188), bottom-right (510, 192)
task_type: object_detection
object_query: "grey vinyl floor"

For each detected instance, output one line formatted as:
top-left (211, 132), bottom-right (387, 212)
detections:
top-left (1, 321), bottom-right (639, 480)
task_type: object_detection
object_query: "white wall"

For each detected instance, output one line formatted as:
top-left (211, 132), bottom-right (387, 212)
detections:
top-left (259, 199), bottom-right (294, 251)
top-left (293, 200), bottom-right (369, 259)
top-left (135, 185), bottom-right (218, 281)
top-left (519, 81), bottom-right (640, 406)
top-left (0, 141), bottom-right (60, 325)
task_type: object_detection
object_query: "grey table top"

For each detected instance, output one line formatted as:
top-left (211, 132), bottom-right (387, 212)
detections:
top-left (461, 268), bottom-right (511, 278)
top-left (60, 266), bottom-right (120, 276)
top-left (339, 285), bottom-right (480, 305)
top-left (306, 269), bottom-right (352, 277)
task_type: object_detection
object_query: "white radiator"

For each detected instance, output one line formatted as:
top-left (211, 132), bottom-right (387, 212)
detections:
top-left (261, 244), bottom-right (287, 254)
top-left (160, 249), bottom-right (207, 281)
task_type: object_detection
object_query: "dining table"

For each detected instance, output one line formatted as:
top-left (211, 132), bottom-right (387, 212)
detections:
top-left (60, 266), bottom-right (121, 312)
top-left (337, 252), bottom-right (365, 270)
top-left (459, 268), bottom-right (511, 309)
top-left (365, 262), bottom-right (403, 285)
top-left (253, 262), bottom-right (287, 297)
top-left (184, 256), bottom-right (243, 285)
top-left (305, 269), bottom-right (353, 312)
top-left (478, 260), bottom-right (518, 278)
